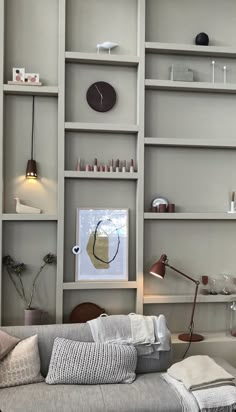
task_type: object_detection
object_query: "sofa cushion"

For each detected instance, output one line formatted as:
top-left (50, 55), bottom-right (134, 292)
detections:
top-left (46, 338), bottom-right (137, 385)
top-left (0, 329), bottom-right (20, 360)
top-left (0, 374), bottom-right (183, 412)
top-left (0, 335), bottom-right (44, 388)
top-left (1, 323), bottom-right (172, 376)
top-left (0, 323), bottom-right (94, 377)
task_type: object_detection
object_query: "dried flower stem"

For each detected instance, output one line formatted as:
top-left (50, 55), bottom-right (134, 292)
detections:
top-left (6, 267), bottom-right (27, 305)
top-left (27, 262), bottom-right (47, 309)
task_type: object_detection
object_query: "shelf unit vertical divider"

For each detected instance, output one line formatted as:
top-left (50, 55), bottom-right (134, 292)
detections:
top-left (136, 0), bottom-right (146, 313)
top-left (56, 0), bottom-right (66, 323)
top-left (0, 0), bottom-right (4, 325)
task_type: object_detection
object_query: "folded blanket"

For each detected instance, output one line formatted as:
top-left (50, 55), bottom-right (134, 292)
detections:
top-left (192, 385), bottom-right (236, 412)
top-left (167, 355), bottom-right (234, 390)
top-left (162, 373), bottom-right (199, 412)
top-left (162, 373), bottom-right (236, 412)
top-left (88, 314), bottom-right (171, 357)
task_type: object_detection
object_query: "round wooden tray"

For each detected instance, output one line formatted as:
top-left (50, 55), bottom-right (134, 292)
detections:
top-left (69, 302), bottom-right (105, 323)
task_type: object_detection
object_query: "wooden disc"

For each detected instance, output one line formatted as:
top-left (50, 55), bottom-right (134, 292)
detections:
top-left (69, 302), bottom-right (105, 323)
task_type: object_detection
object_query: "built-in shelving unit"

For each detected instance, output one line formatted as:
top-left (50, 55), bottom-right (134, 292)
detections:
top-left (65, 52), bottom-right (140, 67)
top-left (63, 281), bottom-right (138, 290)
top-left (1, 0), bottom-right (236, 355)
top-left (145, 79), bottom-right (236, 94)
top-left (3, 85), bottom-right (58, 96)
top-left (144, 138), bottom-right (236, 149)
top-left (2, 214), bottom-right (58, 221)
top-left (145, 42), bottom-right (236, 57)
top-left (64, 171), bottom-right (139, 180)
top-left (65, 122), bottom-right (138, 134)
top-left (144, 294), bottom-right (236, 304)
top-left (144, 213), bottom-right (236, 220)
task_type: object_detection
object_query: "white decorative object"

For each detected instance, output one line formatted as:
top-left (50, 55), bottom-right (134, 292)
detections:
top-left (8, 68), bottom-right (42, 86)
top-left (12, 68), bottom-right (25, 82)
top-left (227, 192), bottom-right (236, 214)
top-left (72, 245), bottom-right (81, 255)
top-left (24, 73), bottom-right (40, 84)
top-left (211, 60), bottom-right (215, 83)
top-left (15, 198), bottom-right (41, 214)
top-left (96, 42), bottom-right (118, 54)
top-left (75, 208), bottom-right (129, 281)
top-left (223, 65), bottom-right (227, 84)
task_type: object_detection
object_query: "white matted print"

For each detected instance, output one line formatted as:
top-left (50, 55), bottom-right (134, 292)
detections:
top-left (75, 208), bottom-right (129, 281)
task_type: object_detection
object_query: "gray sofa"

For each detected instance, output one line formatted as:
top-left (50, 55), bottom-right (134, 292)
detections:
top-left (1, 323), bottom-right (236, 412)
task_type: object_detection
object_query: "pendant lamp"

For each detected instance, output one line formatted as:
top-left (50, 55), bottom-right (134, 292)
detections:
top-left (26, 96), bottom-right (38, 179)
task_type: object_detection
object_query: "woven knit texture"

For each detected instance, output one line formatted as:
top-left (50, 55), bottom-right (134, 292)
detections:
top-left (46, 338), bottom-right (137, 385)
top-left (0, 335), bottom-right (44, 388)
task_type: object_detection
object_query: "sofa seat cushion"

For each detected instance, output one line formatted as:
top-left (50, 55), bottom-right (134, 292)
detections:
top-left (0, 374), bottom-right (182, 412)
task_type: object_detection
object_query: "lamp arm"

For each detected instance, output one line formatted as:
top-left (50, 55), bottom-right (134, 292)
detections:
top-left (165, 262), bottom-right (199, 285)
top-left (165, 261), bottom-right (200, 333)
top-left (189, 282), bottom-right (199, 331)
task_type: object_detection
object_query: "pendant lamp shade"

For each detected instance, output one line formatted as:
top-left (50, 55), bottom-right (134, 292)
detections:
top-left (26, 159), bottom-right (37, 179)
top-left (26, 96), bottom-right (38, 179)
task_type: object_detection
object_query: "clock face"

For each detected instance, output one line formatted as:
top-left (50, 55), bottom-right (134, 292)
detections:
top-left (86, 81), bottom-right (116, 112)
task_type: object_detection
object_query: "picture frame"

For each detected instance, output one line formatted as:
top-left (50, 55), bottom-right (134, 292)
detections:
top-left (75, 208), bottom-right (129, 281)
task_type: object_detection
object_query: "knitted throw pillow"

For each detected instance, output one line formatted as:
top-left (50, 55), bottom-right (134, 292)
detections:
top-left (0, 335), bottom-right (44, 388)
top-left (46, 338), bottom-right (137, 385)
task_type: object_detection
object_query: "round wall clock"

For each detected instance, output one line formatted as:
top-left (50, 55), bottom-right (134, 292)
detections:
top-left (86, 81), bottom-right (116, 112)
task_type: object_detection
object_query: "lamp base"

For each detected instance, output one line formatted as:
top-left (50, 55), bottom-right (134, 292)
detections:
top-left (178, 333), bottom-right (204, 342)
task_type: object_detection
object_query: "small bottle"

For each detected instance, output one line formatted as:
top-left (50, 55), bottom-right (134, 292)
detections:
top-left (115, 159), bottom-right (120, 172)
top-left (110, 159), bottom-right (114, 172)
top-left (85, 164), bottom-right (91, 172)
top-left (130, 159), bottom-right (134, 173)
top-left (122, 160), bottom-right (126, 173)
top-left (76, 158), bottom-right (81, 171)
top-left (104, 164), bottom-right (109, 172)
top-left (93, 158), bottom-right (98, 172)
top-left (99, 164), bottom-right (104, 172)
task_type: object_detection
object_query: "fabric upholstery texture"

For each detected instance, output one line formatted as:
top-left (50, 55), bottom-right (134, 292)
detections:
top-left (0, 375), bottom-right (183, 412)
top-left (46, 338), bottom-right (137, 385)
top-left (0, 329), bottom-right (20, 360)
top-left (0, 335), bottom-right (44, 388)
top-left (0, 323), bottom-right (172, 376)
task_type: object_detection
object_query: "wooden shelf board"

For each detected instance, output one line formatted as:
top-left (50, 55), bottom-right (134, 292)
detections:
top-left (63, 281), bottom-right (138, 290)
top-left (65, 171), bottom-right (139, 180)
top-left (144, 212), bottom-right (236, 220)
top-left (145, 79), bottom-right (236, 94)
top-left (65, 52), bottom-right (140, 67)
top-left (172, 331), bottom-right (235, 344)
top-left (3, 85), bottom-right (58, 96)
top-left (143, 294), bottom-right (236, 304)
top-left (144, 137), bottom-right (236, 149)
top-left (145, 42), bottom-right (236, 58)
top-left (2, 214), bottom-right (58, 221)
top-left (65, 122), bottom-right (138, 134)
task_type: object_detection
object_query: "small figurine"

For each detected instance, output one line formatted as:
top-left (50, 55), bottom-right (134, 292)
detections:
top-left (96, 42), bottom-right (118, 54)
top-left (15, 198), bottom-right (41, 214)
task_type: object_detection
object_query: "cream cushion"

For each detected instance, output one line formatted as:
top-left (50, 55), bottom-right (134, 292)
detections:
top-left (0, 330), bottom-right (20, 360)
top-left (0, 334), bottom-right (44, 388)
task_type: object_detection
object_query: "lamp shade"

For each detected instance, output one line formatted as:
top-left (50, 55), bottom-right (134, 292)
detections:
top-left (26, 159), bottom-right (37, 179)
top-left (149, 254), bottom-right (167, 278)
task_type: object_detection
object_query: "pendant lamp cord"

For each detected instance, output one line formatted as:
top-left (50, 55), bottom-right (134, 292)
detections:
top-left (31, 96), bottom-right (35, 160)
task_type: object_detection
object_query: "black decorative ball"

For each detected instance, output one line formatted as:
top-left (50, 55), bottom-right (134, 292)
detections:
top-left (195, 32), bottom-right (209, 46)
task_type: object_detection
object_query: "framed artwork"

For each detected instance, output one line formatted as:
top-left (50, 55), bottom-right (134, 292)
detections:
top-left (75, 208), bottom-right (129, 281)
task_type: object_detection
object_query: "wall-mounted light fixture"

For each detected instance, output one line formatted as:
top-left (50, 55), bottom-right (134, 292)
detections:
top-left (26, 96), bottom-right (38, 179)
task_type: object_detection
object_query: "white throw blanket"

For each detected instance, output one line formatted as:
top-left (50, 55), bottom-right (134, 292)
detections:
top-left (88, 313), bottom-right (170, 357)
top-left (162, 373), bottom-right (236, 412)
top-left (167, 355), bottom-right (234, 390)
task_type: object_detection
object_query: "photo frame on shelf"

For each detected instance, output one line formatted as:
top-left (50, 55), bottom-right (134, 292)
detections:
top-left (75, 208), bottom-right (129, 281)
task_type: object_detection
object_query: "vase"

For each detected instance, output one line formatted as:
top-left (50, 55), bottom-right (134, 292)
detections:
top-left (24, 308), bottom-right (47, 325)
